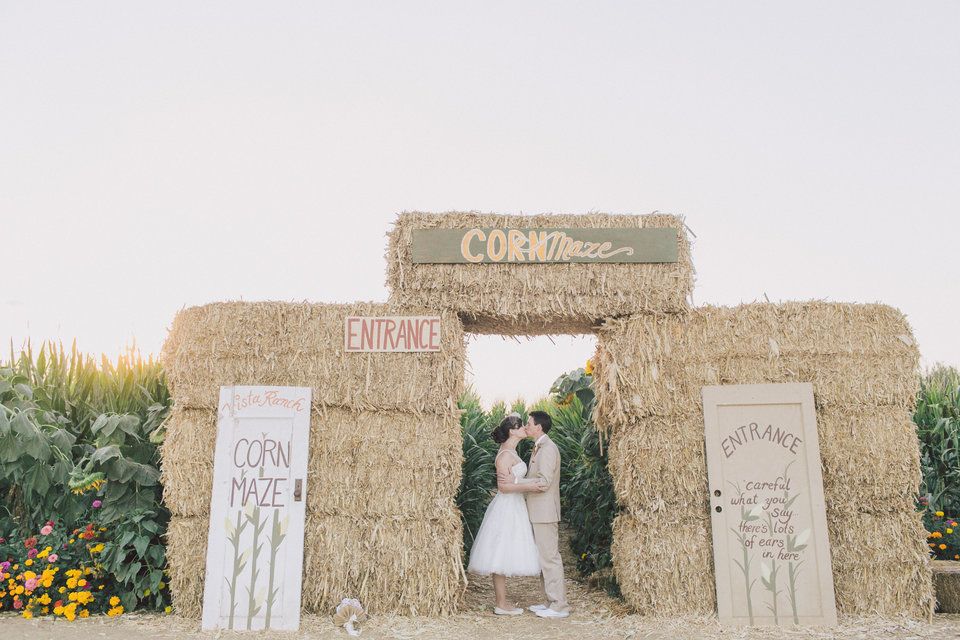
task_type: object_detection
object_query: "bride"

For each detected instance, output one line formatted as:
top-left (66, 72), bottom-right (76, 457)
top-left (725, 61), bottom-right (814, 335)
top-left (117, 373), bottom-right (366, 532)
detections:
top-left (467, 413), bottom-right (547, 615)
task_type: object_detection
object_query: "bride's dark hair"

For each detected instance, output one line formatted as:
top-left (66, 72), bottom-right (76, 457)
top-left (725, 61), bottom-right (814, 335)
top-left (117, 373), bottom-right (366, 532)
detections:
top-left (491, 414), bottom-right (523, 444)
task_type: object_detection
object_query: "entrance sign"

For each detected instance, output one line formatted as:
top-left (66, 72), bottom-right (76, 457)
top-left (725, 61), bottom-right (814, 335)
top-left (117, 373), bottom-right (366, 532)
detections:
top-left (702, 383), bottom-right (837, 627)
top-left (344, 315), bottom-right (441, 352)
top-left (410, 228), bottom-right (678, 264)
top-left (202, 386), bottom-right (311, 631)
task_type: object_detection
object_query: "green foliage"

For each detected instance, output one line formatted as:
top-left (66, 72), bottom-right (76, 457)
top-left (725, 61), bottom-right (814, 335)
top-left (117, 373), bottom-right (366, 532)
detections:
top-left (0, 342), bottom-right (171, 613)
top-left (915, 366), bottom-right (960, 516)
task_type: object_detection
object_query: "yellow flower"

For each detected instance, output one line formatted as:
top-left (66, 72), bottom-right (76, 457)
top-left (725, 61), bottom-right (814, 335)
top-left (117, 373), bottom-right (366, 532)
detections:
top-left (53, 605), bottom-right (64, 615)
top-left (77, 579), bottom-right (87, 587)
top-left (107, 605), bottom-right (124, 617)
top-left (948, 528), bottom-right (954, 534)
top-left (585, 359), bottom-right (594, 375)
top-left (22, 571), bottom-right (36, 580)
top-left (24, 560), bottom-right (32, 567)
top-left (109, 596), bottom-right (120, 607)
top-left (58, 586), bottom-right (66, 594)
top-left (38, 594), bottom-right (51, 605)
top-left (22, 609), bottom-right (32, 619)
top-left (80, 609), bottom-right (90, 618)
top-left (64, 602), bottom-right (78, 621)
top-left (143, 588), bottom-right (151, 596)
top-left (159, 581), bottom-right (166, 590)
top-left (936, 511), bottom-right (945, 517)
top-left (933, 532), bottom-right (943, 539)
top-left (940, 544), bottom-right (947, 550)
top-left (165, 606), bottom-right (172, 614)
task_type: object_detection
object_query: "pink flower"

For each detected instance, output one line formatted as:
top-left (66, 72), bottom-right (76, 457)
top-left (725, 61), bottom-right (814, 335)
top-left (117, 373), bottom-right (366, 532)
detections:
top-left (13, 599), bottom-right (23, 610)
top-left (24, 577), bottom-right (38, 591)
top-left (27, 548), bottom-right (38, 559)
top-left (40, 525), bottom-right (53, 536)
top-left (47, 553), bottom-right (58, 563)
top-left (92, 500), bottom-right (102, 509)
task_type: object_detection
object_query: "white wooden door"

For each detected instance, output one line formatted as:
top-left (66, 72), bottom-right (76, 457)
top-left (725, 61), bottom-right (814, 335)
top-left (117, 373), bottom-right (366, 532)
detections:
top-left (201, 386), bottom-right (311, 631)
top-left (702, 383), bottom-right (837, 626)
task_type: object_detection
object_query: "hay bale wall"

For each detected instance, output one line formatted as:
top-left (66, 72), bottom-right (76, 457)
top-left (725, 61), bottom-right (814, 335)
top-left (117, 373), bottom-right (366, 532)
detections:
top-left (594, 301), bottom-right (933, 618)
top-left (385, 212), bottom-right (694, 334)
top-left (160, 301), bottom-right (466, 617)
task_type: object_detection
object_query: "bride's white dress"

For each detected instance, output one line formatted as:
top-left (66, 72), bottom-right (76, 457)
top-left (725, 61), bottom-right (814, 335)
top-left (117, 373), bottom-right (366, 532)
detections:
top-left (467, 451), bottom-right (542, 577)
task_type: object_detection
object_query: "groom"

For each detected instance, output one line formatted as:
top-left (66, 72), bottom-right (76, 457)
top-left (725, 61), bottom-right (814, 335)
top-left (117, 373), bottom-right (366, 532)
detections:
top-left (522, 410), bottom-right (569, 618)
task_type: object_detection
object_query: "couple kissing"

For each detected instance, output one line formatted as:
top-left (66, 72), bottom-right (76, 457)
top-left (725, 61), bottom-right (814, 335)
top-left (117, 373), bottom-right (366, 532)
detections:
top-left (467, 411), bottom-right (570, 619)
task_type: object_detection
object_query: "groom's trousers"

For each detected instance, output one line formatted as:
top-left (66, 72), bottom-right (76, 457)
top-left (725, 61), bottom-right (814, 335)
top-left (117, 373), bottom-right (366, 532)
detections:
top-left (532, 522), bottom-right (569, 612)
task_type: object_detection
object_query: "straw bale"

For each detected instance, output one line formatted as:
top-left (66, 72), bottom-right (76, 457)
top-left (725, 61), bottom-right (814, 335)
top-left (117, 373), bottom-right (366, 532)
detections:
top-left (607, 418), bottom-right (709, 513)
top-left (301, 510), bottom-right (465, 615)
top-left (594, 302), bottom-right (920, 427)
top-left (161, 301), bottom-right (465, 412)
top-left (161, 407), bottom-right (462, 518)
top-left (612, 511), bottom-right (716, 616)
top-left (932, 561), bottom-right (960, 613)
top-left (166, 509), bottom-right (465, 619)
top-left (385, 212), bottom-right (694, 335)
top-left (827, 510), bottom-right (933, 619)
top-left (827, 510), bottom-right (932, 617)
top-left (606, 406), bottom-right (921, 516)
top-left (817, 406), bottom-right (921, 512)
top-left (165, 516), bottom-right (207, 619)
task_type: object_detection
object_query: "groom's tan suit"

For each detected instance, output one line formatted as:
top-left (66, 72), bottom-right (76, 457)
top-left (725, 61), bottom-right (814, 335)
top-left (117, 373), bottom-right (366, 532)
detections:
top-left (525, 434), bottom-right (568, 612)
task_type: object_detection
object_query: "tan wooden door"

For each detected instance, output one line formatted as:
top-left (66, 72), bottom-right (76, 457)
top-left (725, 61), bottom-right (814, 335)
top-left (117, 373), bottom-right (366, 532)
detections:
top-left (702, 383), bottom-right (837, 626)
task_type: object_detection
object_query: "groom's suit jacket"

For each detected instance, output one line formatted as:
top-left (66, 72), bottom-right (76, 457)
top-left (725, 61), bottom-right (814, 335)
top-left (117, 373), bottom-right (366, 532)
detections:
top-left (525, 434), bottom-right (561, 523)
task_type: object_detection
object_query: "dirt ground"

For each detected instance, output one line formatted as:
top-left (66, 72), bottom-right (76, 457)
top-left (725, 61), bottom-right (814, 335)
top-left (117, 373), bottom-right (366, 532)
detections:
top-left (2, 569), bottom-right (959, 640)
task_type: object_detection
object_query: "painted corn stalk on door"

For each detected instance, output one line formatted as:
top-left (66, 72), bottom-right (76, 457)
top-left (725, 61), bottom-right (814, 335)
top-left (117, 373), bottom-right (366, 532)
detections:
top-left (201, 386), bottom-right (311, 631)
top-left (702, 383), bottom-right (837, 627)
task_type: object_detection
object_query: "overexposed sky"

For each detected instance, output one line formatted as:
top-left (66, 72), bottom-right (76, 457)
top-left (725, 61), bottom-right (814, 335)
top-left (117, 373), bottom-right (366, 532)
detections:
top-left (2, 2), bottom-right (958, 407)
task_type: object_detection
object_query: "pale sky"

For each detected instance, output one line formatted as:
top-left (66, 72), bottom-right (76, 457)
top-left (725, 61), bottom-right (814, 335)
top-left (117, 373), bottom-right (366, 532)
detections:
top-left (2, 2), bottom-right (958, 407)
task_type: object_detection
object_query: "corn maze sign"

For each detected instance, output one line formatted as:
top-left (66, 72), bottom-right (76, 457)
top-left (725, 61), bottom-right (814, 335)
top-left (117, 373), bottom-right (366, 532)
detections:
top-left (201, 386), bottom-right (311, 631)
top-left (702, 383), bottom-right (837, 626)
top-left (410, 227), bottom-right (678, 263)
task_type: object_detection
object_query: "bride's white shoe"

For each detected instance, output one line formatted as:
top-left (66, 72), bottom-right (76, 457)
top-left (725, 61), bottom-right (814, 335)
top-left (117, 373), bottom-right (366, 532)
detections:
top-left (527, 604), bottom-right (548, 612)
top-left (494, 606), bottom-right (524, 616)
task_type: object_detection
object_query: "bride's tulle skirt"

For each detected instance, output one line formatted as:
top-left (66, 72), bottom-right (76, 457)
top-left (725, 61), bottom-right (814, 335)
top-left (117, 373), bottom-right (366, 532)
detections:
top-left (467, 492), bottom-right (541, 577)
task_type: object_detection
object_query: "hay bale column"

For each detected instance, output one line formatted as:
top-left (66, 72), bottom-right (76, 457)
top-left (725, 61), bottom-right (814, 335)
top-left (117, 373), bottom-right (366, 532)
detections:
top-left (386, 212), bottom-right (694, 334)
top-left (160, 302), bottom-right (466, 617)
top-left (595, 302), bottom-right (933, 618)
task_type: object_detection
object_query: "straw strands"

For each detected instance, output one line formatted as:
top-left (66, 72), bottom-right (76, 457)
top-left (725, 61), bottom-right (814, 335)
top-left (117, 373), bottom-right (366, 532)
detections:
top-left (166, 510), bottom-right (465, 618)
top-left (159, 301), bottom-right (468, 617)
top-left (611, 512), bottom-right (716, 616)
top-left (161, 301), bottom-right (464, 412)
top-left (161, 407), bottom-right (463, 518)
top-left (932, 561), bottom-right (960, 613)
top-left (385, 212), bottom-right (695, 335)
top-left (595, 301), bottom-right (932, 617)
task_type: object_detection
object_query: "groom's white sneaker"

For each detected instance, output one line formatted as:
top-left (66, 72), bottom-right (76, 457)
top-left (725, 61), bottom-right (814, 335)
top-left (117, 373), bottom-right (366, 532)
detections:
top-left (493, 606), bottom-right (523, 616)
top-left (527, 604), bottom-right (548, 612)
top-left (535, 607), bottom-right (570, 619)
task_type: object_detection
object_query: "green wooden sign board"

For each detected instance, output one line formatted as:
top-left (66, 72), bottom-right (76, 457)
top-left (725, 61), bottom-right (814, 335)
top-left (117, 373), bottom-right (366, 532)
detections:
top-left (410, 228), bottom-right (678, 264)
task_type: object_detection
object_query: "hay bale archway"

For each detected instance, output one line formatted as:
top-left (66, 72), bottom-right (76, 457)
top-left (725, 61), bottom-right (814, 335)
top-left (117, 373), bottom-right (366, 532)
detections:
top-left (160, 212), bottom-right (931, 620)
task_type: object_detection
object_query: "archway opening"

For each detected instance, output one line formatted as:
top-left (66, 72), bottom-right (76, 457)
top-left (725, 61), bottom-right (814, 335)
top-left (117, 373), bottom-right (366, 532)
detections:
top-left (457, 332), bottom-right (622, 614)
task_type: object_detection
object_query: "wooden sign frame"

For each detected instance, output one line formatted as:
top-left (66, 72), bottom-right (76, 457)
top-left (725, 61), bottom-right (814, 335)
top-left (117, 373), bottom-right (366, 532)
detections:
top-left (702, 383), bottom-right (837, 627)
top-left (410, 227), bottom-right (678, 264)
top-left (343, 315), bottom-right (441, 352)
